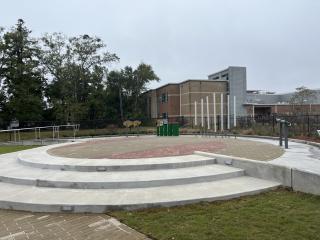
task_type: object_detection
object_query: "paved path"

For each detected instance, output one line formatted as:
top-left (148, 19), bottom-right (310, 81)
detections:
top-left (241, 137), bottom-right (320, 174)
top-left (0, 210), bottom-right (149, 240)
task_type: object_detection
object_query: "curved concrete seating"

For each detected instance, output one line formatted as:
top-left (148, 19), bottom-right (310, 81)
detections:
top-left (0, 177), bottom-right (279, 213)
top-left (18, 146), bottom-right (216, 171)
top-left (0, 158), bottom-right (245, 188)
top-left (0, 139), bottom-right (281, 213)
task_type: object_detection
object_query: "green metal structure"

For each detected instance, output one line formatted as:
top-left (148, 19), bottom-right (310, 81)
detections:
top-left (157, 123), bottom-right (179, 136)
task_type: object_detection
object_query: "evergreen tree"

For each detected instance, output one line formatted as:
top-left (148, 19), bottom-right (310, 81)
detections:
top-left (0, 19), bottom-right (44, 123)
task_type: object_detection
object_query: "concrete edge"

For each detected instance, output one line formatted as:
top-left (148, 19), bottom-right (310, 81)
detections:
top-left (292, 168), bottom-right (320, 195)
top-left (0, 184), bottom-right (279, 213)
top-left (194, 151), bottom-right (320, 196)
top-left (17, 155), bottom-right (217, 172)
top-left (0, 168), bottom-right (244, 189)
top-left (194, 151), bottom-right (292, 187)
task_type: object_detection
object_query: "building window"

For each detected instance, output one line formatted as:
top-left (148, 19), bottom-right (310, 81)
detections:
top-left (221, 73), bottom-right (229, 80)
top-left (161, 93), bottom-right (166, 103)
top-left (161, 93), bottom-right (168, 103)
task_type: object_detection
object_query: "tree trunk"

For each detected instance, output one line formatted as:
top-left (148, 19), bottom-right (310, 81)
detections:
top-left (119, 87), bottom-right (123, 121)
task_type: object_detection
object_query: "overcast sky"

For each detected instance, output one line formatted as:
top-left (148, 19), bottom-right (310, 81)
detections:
top-left (1, 0), bottom-right (319, 92)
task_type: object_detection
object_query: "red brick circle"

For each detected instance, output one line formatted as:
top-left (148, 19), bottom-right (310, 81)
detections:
top-left (49, 137), bottom-right (227, 159)
top-left (108, 141), bottom-right (226, 159)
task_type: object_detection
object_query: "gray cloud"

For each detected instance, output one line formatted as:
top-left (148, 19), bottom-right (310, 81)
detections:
top-left (1, 0), bottom-right (319, 92)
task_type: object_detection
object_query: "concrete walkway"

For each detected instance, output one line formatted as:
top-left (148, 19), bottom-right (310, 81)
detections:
top-left (240, 137), bottom-right (320, 174)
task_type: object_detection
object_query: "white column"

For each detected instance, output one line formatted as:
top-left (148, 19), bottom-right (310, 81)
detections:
top-left (206, 96), bottom-right (210, 130)
top-left (252, 104), bottom-right (255, 123)
top-left (213, 93), bottom-right (217, 132)
top-left (179, 85), bottom-right (182, 117)
top-left (233, 96), bottom-right (237, 127)
top-left (194, 101), bottom-right (197, 126)
top-left (201, 98), bottom-right (204, 128)
top-left (221, 93), bottom-right (224, 132)
top-left (252, 104), bottom-right (255, 118)
top-left (227, 95), bottom-right (230, 130)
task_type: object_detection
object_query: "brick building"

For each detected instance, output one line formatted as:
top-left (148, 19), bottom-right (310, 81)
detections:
top-left (245, 89), bottom-right (320, 117)
top-left (144, 66), bottom-right (320, 126)
top-left (145, 67), bottom-right (244, 124)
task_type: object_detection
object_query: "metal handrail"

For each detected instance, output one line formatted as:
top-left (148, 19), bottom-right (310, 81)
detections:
top-left (0, 124), bottom-right (80, 143)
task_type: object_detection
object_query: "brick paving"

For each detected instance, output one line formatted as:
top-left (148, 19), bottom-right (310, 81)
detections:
top-left (48, 136), bottom-right (284, 161)
top-left (0, 210), bottom-right (149, 240)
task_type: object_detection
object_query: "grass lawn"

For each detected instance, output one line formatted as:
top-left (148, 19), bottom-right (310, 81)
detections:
top-left (0, 145), bottom-right (39, 154)
top-left (112, 189), bottom-right (320, 240)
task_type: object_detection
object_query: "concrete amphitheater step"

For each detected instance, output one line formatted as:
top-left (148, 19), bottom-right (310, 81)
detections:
top-left (0, 176), bottom-right (280, 213)
top-left (0, 158), bottom-right (245, 188)
top-left (17, 151), bottom-right (216, 171)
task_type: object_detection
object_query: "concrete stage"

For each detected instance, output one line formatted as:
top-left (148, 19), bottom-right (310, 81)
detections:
top-left (0, 135), bottom-right (318, 213)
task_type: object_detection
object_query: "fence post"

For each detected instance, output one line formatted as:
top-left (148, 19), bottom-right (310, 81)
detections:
top-left (213, 93), bottom-right (217, 132)
top-left (201, 98), bottom-right (204, 128)
top-left (308, 114), bottom-right (310, 135)
top-left (284, 123), bottom-right (289, 149)
top-left (220, 93), bottom-right (224, 132)
top-left (227, 95), bottom-right (230, 130)
top-left (279, 122), bottom-right (283, 147)
top-left (272, 115), bottom-right (275, 133)
top-left (206, 96), bottom-right (210, 130)
top-left (194, 101), bottom-right (197, 127)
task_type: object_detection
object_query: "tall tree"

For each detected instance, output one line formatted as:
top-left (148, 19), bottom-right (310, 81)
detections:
top-left (40, 33), bottom-right (119, 122)
top-left (106, 70), bottom-right (126, 121)
top-left (0, 19), bottom-right (45, 123)
top-left (0, 27), bottom-right (6, 124)
top-left (0, 27), bottom-right (5, 75)
top-left (132, 63), bottom-right (159, 115)
top-left (106, 63), bottom-right (159, 120)
top-left (0, 20), bottom-right (160, 125)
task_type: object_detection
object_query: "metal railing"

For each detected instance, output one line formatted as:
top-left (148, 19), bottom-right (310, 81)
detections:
top-left (0, 124), bottom-right (80, 143)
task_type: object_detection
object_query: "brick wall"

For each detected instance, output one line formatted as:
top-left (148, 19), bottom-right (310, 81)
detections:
top-left (180, 80), bottom-right (228, 117)
top-left (156, 84), bottom-right (180, 118)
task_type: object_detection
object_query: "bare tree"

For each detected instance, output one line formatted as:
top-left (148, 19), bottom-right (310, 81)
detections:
top-left (290, 86), bottom-right (316, 114)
